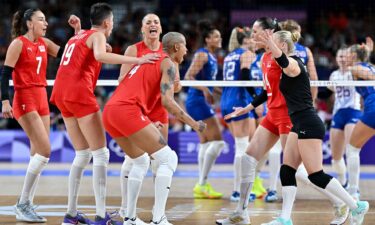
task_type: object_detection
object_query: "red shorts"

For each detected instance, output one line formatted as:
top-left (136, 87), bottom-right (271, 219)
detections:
top-left (103, 104), bottom-right (151, 138)
top-left (53, 99), bottom-right (99, 118)
top-left (260, 113), bottom-right (292, 136)
top-left (147, 105), bottom-right (168, 124)
top-left (13, 87), bottom-right (49, 120)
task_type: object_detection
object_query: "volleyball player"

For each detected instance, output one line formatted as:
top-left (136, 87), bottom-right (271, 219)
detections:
top-left (49, 3), bottom-right (158, 225)
top-left (0, 9), bottom-right (80, 223)
top-left (184, 20), bottom-right (225, 199)
top-left (103, 32), bottom-right (206, 225)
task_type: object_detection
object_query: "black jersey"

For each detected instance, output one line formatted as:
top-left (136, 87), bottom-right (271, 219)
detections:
top-left (279, 55), bottom-right (314, 115)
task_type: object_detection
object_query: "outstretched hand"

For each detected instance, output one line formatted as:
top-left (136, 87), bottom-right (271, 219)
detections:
top-left (224, 106), bottom-right (250, 120)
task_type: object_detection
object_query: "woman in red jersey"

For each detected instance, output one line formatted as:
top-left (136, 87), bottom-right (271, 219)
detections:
top-left (50, 3), bottom-right (158, 225)
top-left (103, 31), bottom-right (206, 225)
top-left (0, 8), bottom-right (80, 223)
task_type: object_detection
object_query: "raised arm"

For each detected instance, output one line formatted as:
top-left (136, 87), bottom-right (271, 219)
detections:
top-left (306, 47), bottom-right (318, 100)
top-left (160, 58), bottom-right (206, 132)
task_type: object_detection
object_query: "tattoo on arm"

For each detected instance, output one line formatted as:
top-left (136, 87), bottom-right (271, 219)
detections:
top-left (161, 82), bottom-right (172, 95)
top-left (167, 65), bottom-right (176, 83)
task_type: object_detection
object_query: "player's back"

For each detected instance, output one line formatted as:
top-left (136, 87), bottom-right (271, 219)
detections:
top-left (294, 43), bottom-right (308, 65)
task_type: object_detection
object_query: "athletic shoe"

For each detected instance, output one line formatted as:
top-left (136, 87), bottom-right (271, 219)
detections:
top-left (216, 210), bottom-right (250, 225)
top-left (350, 201), bottom-right (369, 225)
top-left (330, 204), bottom-right (349, 225)
top-left (261, 217), bottom-right (293, 225)
top-left (150, 215), bottom-right (173, 225)
top-left (62, 212), bottom-right (91, 225)
top-left (251, 176), bottom-right (267, 198)
top-left (230, 191), bottom-right (240, 202)
top-left (193, 183), bottom-right (223, 199)
top-left (249, 193), bottom-right (256, 202)
top-left (123, 217), bottom-right (148, 225)
top-left (91, 213), bottom-right (123, 225)
top-left (264, 189), bottom-right (278, 202)
top-left (14, 199), bottom-right (47, 223)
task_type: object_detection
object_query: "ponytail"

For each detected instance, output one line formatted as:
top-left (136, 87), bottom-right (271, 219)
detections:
top-left (228, 27), bottom-right (251, 52)
top-left (11, 8), bottom-right (40, 39)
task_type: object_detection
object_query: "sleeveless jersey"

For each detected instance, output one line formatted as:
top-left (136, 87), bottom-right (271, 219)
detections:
top-left (222, 48), bottom-right (250, 102)
top-left (294, 43), bottom-right (308, 65)
top-left (329, 70), bottom-right (361, 114)
top-left (261, 52), bottom-right (288, 116)
top-left (12, 36), bottom-right (48, 90)
top-left (187, 48), bottom-right (218, 98)
top-left (51, 30), bottom-right (102, 105)
top-left (106, 53), bottom-right (169, 115)
top-left (355, 62), bottom-right (375, 101)
top-left (135, 41), bottom-right (163, 56)
top-left (250, 52), bottom-right (264, 95)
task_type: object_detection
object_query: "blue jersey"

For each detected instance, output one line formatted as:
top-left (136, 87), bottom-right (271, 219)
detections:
top-left (250, 52), bottom-right (263, 95)
top-left (187, 48), bottom-right (218, 99)
top-left (355, 62), bottom-right (375, 101)
top-left (294, 43), bottom-right (308, 65)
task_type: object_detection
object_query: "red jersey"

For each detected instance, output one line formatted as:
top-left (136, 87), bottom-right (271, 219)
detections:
top-left (135, 41), bottom-right (163, 56)
top-left (12, 36), bottom-right (47, 90)
top-left (51, 30), bottom-right (101, 104)
top-left (106, 53), bottom-right (168, 115)
top-left (261, 52), bottom-right (289, 118)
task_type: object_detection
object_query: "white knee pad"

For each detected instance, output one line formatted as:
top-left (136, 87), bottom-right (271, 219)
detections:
top-left (241, 154), bottom-right (258, 183)
top-left (121, 155), bottom-right (134, 174)
top-left (206, 140), bottom-right (226, 158)
top-left (73, 149), bottom-right (92, 168)
top-left (92, 147), bottom-right (110, 167)
top-left (346, 145), bottom-right (360, 160)
top-left (152, 146), bottom-right (178, 177)
top-left (234, 137), bottom-right (248, 157)
top-left (151, 158), bottom-right (160, 175)
top-left (28, 153), bottom-right (49, 175)
top-left (129, 153), bottom-right (150, 181)
top-left (198, 142), bottom-right (210, 162)
top-left (295, 164), bottom-right (310, 185)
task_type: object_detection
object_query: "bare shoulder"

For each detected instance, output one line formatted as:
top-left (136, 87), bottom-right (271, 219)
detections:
top-left (124, 44), bottom-right (137, 56)
top-left (161, 57), bottom-right (174, 71)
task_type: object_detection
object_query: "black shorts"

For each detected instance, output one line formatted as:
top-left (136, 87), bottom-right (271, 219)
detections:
top-left (290, 108), bottom-right (325, 140)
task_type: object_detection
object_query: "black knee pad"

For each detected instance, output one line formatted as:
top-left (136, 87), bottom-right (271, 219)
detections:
top-left (308, 170), bottom-right (332, 189)
top-left (280, 164), bottom-right (297, 186)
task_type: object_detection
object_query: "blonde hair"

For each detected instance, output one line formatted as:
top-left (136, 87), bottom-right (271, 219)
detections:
top-left (350, 44), bottom-right (370, 62)
top-left (274, 30), bottom-right (301, 54)
top-left (280, 19), bottom-right (301, 33)
top-left (228, 27), bottom-right (251, 52)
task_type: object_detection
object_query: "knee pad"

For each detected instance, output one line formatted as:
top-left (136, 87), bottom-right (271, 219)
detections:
top-left (28, 153), bottom-right (49, 175)
top-left (234, 137), bottom-right (247, 157)
top-left (308, 170), bottom-right (332, 189)
top-left (129, 153), bottom-right (150, 181)
top-left (121, 156), bottom-right (134, 173)
top-left (280, 164), bottom-right (297, 186)
top-left (152, 146), bottom-right (178, 177)
top-left (346, 145), bottom-right (360, 160)
top-left (241, 154), bottom-right (258, 183)
top-left (206, 140), bottom-right (226, 158)
top-left (92, 147), bottom-right (110, 167)
top-left (73, 149), bottom-right (92, 168)
top-left (198, 142), bottom-right (209, 162)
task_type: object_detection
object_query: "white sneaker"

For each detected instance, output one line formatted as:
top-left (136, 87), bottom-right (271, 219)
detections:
top-left (261, 217), bottom-right (292, 225)
top-left (150, 215), bottom-right (173, 225)
top-left (123, 217), bottom-right (148, 225)
top-left (350, 201), bottom-right (369, 225)
top-left (330, 204), bottom-right (349, 225)
top-left (14, 199), bottom-right (47, 223)
top-left (216, 210), bottom-right (250, 225)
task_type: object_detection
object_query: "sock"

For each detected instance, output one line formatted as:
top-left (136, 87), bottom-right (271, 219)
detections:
top-left (67, 149), bottom-right (92, 217)
top-left (325, 178), bottom-right (357, 209)
top-left (120, 156), bottom-right (133, 214)
top-left (280, 186), bottom-right (297, 220)
top-left (234, 137), bottom-right (248, 192)
top-left (92, 147), bottom-right (109, 218)
top-left (236, 154), bottom-right (257, 213)
top-left (126, 153), bottom-right (150, 219)
top-left (28, 155), bottom-right (40, 204)
top-left (332, 158), bottom-right (347, 186)
top-left (198, 142), bottom-right (210, 183)
top-left (199, 140), bottom-right (225, 185)
top-left (20, 154), bottom-right (49, 204)
top-left (346, 144), bottom-right (360, 195)
top-left (268, 140), bottom-right (282, 191)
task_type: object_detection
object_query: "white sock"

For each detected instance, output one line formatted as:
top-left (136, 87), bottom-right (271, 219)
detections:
top-left (268, 140), bottom-right (282, 191)
top-left (234, 137), bottom-right (248, 192)
top-left (296, 165), bottom-right (344, 206)
top-left (198, 142), bottom-right (210, 183)
top-left (67, 149), bottom-right (92, 217)
top-left (199, 140), bottom-right (225, 185)
top-left (126, 153), bottom-right (149, 219)
top-left (20, 154), bottom-right (49, 204)
top-left (346, 144), bottom-right (360, 194)
top-left (28, 155), bottom-right (40, 205)
top-left (332, 158), bottom-right (347, 186)
top-left (325, 178), bottom-right (357, 209)
top-left (120, 156), bottom-right (133, 214)
top-left (92, 147), bottom-right (109, 218)
top-left (236, 154), bottom-right (257, 213)
top-left (280, 186), bottom-right (297, 220)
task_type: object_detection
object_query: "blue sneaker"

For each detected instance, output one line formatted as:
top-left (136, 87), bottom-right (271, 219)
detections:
top-left (350, 201), bottom-right (369, 225)
top-left (264, 189), bottom-right (278, 202)
top-left (261, 217), bottom-right (293, 225)
top-left (62, 212), bottom-right (91, 225)
top-left (91, 213), bottom-right (123, 225)
top-left (230, 191), bottom-right (240, 202)
top-left (249, 193), bottom-right (256, 202)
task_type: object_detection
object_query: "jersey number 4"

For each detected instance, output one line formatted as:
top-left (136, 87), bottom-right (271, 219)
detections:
top-left (60, 43), bottom-right (76, 66)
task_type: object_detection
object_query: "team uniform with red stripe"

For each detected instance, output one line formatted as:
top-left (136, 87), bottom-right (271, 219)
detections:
top-left (103, 53), bottom-right (168, 137)
top-left (50, 30), bottom-right (101, 118)
top-left (12, 36), bottom-right (49, 119)
top-left (260, 52), bottom-right (292, 135)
